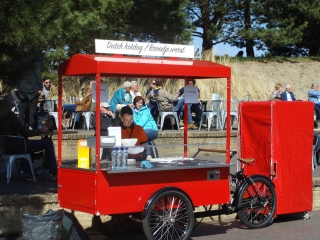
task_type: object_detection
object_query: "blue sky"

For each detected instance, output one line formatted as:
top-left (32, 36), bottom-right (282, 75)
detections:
top-left (193, 36), bottom-right (265, 57)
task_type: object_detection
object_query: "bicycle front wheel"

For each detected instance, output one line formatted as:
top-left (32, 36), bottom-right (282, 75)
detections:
top-left (236, 176), bottom-right (276, 229)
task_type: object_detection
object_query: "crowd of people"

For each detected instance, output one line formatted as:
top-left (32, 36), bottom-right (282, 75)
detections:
top-left (3, 77), bottom-right (320, 180)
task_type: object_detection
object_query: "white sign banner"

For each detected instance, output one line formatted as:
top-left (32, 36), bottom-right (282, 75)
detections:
top-left (95, 39), bottom-right (194, 58)
top-left (184, 86), bottom-right (199, 104)
top-left (92, 82), bottom-right (109, 103)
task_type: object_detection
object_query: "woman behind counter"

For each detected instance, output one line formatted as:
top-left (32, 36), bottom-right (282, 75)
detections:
top-left (120, 106), bottom-right (148, 160)
top-left (132, 96), bottom-right (158, 159)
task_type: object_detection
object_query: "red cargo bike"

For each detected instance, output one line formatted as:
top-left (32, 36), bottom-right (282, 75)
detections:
top-left (57, 53), bottom-right (313, 239)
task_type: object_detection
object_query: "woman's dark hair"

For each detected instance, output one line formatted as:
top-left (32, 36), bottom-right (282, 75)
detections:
top-left (120, 106), bottom-right (133, 116)
top-left (133, 96), bottom-right (145, 105)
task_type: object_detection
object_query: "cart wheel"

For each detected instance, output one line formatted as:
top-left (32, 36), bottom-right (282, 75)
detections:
top-left (236, 176), bottom-right (276, 229)
top-left (143, 190), bottom-right (194, 240)
top-left (93, 214), bottom-right (135, 238)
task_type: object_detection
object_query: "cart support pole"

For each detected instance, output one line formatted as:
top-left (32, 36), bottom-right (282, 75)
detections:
top-left (226, 77), bottom-right (231, 164)
top-left (58, 75), bottom-right (63, 166)
top-left (183, 78), bottom-right (188, 157)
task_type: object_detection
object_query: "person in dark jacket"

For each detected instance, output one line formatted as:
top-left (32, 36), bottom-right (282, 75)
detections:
top-left (92, 102), bottom-right (120, 159)
top-left (146, 80), bottom-right (158, 121)
top-left (280, 84), bottom-right (296, 101)
top-left (14, 53), bottom-right (44, 130)
top-left (0, 95), bottom-right (57, 180)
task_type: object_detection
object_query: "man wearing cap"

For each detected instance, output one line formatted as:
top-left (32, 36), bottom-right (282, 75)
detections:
top-left (92, 102), bottom-right (120, 136)
top-left (109, 81), bottom-right (133, 114)
top-left (92, 102), bottom-right (120, 159)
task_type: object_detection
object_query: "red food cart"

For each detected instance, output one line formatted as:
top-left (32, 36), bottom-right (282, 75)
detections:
top-left (238, 101), bottom-right (314, 216)
top-left (56, 53), bottom-right (311, 239)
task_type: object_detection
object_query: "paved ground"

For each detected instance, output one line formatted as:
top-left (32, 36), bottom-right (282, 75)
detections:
top-left (87, 210), bottom-right (320, 240)
top-left (2, 211), bottom-right (320, 239)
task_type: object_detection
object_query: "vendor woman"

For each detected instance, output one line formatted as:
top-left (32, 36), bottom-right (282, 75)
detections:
top-left (120, 106), bottom-right (148, 159)
top-left (120, 106), bottom-right (148, 145)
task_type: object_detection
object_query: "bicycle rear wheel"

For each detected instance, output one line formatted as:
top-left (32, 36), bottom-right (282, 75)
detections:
top-left (236, 176), bottom-right (276, 229)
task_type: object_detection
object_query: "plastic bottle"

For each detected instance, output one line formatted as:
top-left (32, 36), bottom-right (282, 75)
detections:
top-left (122, 147), bottom-right (128, 170)
top-left (111, 147), bottom-right (117, 170)
top-left (117, 147), bottom-right (122, 169)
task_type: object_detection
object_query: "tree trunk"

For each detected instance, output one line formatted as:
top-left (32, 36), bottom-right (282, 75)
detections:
top-left (246, 39), bottom-right (255, 57)
top-left (244, 0), bottom-right (254, 57)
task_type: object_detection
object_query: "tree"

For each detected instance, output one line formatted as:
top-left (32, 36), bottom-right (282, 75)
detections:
top-left (224, 0), bottom-right (257, 57)
top-left (126, 0), bottom-right (192, 44)
top-left (250, 0), bottom-right (311, 56)
top-left (0, 0), bottom-right (68, 93)
top-left (186, 0), bottom-right (235, 52)
top-left (1, 0), bottom-right (193, 94)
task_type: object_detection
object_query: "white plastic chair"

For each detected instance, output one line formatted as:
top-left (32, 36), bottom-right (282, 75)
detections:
top-left (0, 135), bottom-right (36, 184)
top-left (46, 100), bottom-right (67, 130)
top-left (156, 102), bottom-right (180, 131)
top-left (72, 102), bottom-right (96, 131)
top-left (221, 100), bottom-right (240, 130)
top-left (198, 99), bottom-right (222, 131)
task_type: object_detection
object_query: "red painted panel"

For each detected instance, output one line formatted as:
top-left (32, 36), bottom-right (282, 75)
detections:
top-left (58, 54), bottom-right (231, 79)
top-left (95, 167), bottom-right (230, 215)
top-left (58, 168), bottom-right (96, 211)
top-left (239, 101), bottom-right (314, 215)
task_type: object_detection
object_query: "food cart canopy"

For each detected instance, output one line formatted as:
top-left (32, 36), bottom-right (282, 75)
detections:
top-left (58, 54), bottom-right (231, 79)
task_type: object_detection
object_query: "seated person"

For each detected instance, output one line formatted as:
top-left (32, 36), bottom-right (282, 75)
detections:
top-left (38, 76), bottom-right (58, 102)
top-left (146, 80), bottom-right (158, 121)
top-left (109, 81), bottom-right (133, 115)
top-left (308, 83), bottom-right (320, 122)
top-left (120, 106), bottom-right (148, 160)
top-left (130, 81), bottom-right (141, 100)
top-left (280, 84), bottom-right (296, 101)
top-left (269, 83), bottom-right (283, 101)
top-left (0, 95), bottom-right (57, 180)
top-left (147, 78), bottom-right (197, 130)
top-left (132, 96), bottom-right (158, 159)
top-left (176, 79), bottom-right (202, 126)
top-left (63, 81), bottom-right (93, 127)
top-left (92, 102), bottom-right (120, 159)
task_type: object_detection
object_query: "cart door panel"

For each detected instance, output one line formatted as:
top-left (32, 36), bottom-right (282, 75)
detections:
top-left (58, 168), bottom-right (96, 212)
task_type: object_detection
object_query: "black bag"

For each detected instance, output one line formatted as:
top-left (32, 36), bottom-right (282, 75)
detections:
top-left (61, 211), bottom-right (90, 240)
top-left (21, 209), bottom-right (64, 240)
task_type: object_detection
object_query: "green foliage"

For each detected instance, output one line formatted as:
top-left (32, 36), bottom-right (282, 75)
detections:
top-left (0, 0), bottom-right (67, 94)
top-left (126, 0), bottom-right (192, 44)
top-left (186, 0), bottom-right (235, 51)
top-left (0, 0), bottom-right (192, 94)
top-left (250, 0), bottom-right (320, 56)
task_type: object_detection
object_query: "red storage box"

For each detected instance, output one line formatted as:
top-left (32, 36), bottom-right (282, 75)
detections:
top-left (238, 101), bottom-right (314, 215)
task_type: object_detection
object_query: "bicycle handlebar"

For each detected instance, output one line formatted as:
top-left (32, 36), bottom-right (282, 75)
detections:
top-left (193, 148), bottom-right (237, 158)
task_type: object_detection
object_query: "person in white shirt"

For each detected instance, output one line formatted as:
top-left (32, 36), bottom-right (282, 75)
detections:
top-left (130, 81), bottom-right (141, 100)
top-left (280, 84), bottom-right (296, 101)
